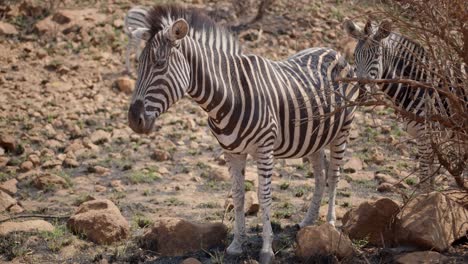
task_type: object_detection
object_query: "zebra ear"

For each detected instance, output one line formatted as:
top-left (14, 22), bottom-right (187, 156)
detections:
top-left (343, 20), bottom-right (363, 40)
top-left (132, 28), bottom-right (151, 41)
top-left (374, 20), bottom-right (392, 41)
top-left (167, 18), bottom-right (189, 42)
top-left (364, 19), bottom-right (373, 36)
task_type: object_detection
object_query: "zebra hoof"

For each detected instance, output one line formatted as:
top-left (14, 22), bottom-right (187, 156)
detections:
top-left (259, 250), bottom-right (275, 264)
top-left (226, 243), bottom-right (243, 256)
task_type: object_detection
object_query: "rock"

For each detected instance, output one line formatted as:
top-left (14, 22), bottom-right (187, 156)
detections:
top-left (0, 156), bottom-right (9, 167)
top-left (65, 141), bottom-right (85, 153)
top-left (443, 189), bottom-right (468, 209)
top-left (394, 251), bottom-right (448, 264)
top-left (9, 204), bottom-right (24, 214)
top-left (110, 180), bottom-right (125, 192)
top-left (151, 149), bottom-right (171, 161)
top-left (0, 134), bottom-right (16, 152)
top-left (89, 130), bottom-right (110, 144)
top-left (0, 179), bottom-right (18, 195)
top-left (207, 167), bottom-right (230, 181)
top-left (20, 160), bottom-right (34, 171)
top-left (371, 149), bottom-right (385, 164)
top-left (181, 258), bottom-right (202, 264)
top-left (245, 191), bottom-right (259, 215)
top-left (396, 192), bottom-right (468, 252)
top-left (141, 218), bottom-right (228, 256)
top-left (63, 158), bottom-right (79, 168)
top-left (0, 21), bottom-right (18, 35)
top-left (28, 154), bottom-right (41, 166)
top-left (68, 199), bottom-right (129, 244)
top-left (343, 157), bottom-right (363, 173)
top-left (342, 198), bottom-right (400, 247)
top-left (377, 182), bottom-right (395, 193)
top-left (0, 190), bottom-right (16, 212)
top-left (0, 220), bottom-right (54, 236)
top-left (296, 223), bottom-right (354, 260)
top-left (33, 173), bottom-right (69, 190)
top-left (90, 165), bottom-right (111, 176)
top-left (351, 171), bottom-right (374, 182)
top-left (113, 77), bottom-right (134, 94)
top-left (375, 173), bottom-right (398, 184)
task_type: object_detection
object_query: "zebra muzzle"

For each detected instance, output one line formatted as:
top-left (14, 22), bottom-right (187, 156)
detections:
top-left (128, 100), bottom-right (153, 134)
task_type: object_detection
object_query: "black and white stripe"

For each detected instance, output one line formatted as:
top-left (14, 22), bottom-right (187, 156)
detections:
top-left (123, 5), bottom-right (150, 74)
top-left (128, 5), bottom-right (358, 263)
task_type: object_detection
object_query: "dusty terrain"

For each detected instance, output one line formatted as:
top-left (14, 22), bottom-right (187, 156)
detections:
top-left (0, 0), bottom-right (466, 263)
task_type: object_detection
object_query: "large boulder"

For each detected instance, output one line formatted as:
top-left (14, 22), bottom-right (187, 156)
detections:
top-left (0, 21), bottom-right (18, 36)
top-left (342, 198), bottom-right (400, 247)
top-left (0, 220), bottom-right (54, 235)
top-left (140, 217), bottom-right (228, 256)
top-left (395, 192), bottom-right (468, 252)
top-left (0, 190), bottom-right (17, 212)
top-left (67, 199), bottom-right (129, 244)
top-left (0, 178), bottom-right (18, 195)
top-left (0, 134), bottom-right (16, 153)
top-left (33, 173), bottom-right (69, 190)
top-left (296, 223), bottom-right (354, 260)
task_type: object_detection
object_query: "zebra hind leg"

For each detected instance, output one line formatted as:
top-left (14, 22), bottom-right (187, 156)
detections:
top-left (225, 153), bottom-right (247, 255)
top-left (299, 149), bottom-right (326, 228)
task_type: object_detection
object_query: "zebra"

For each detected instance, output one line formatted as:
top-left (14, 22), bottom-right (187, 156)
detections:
top-left (127, 5), bottom-right (358, 263)
top-left (343, 19), bottom-right (467, 190)
top-left (123, 5), bottom-right (150, 75)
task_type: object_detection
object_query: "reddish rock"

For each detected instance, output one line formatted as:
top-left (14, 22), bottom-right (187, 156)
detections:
top-left (34, 173), bottom-right (69, 190)
top-left (181, 258), bottom-right (202, 264)
top-left (0, 220), bottom-right (54, 235)
top-left (0, 21), bottom-right (18, 35)
top-left (68, 199), bottom-right (129, 244)
top-left (141, 218), bottom-right (228, 256)
top-left (377, 182), bottom-right (395, 193)
top-left (342, 198), bottom-right (400, 246)
top-left (113, 77), bottom-right (134, 94)
top-left (296, 223), bottom-right (354, 260)
top-left (0, 134), bottom-right (16, 152)
top-left (245, 191), bottom-right (259, 215)
top-left (0, 178), bottom-right (18, 195)
top-left (0, 190), bottom-right (16, 212)
top-left (20, 160), bottom-right (34, 171)
top-left (394, 251), bottom-right (448, 264)
top-left (396, 192), bottom-right (468, 252)
top-left (89, 130), bottom-right (110, 144)
top-left (343, 157), bottom-right (363, 173)
top-left (151, 149), bottom-right (171, 161)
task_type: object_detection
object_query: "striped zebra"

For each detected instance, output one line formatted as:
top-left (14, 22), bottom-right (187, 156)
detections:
top-left (123, 5), bottom-right (150, 75)
top-left (343, 19), bottom-right (467, 189)
top-left (128, 5), bottom-right (358, 263)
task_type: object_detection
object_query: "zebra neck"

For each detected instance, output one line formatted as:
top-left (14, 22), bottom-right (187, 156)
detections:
top-left (182, 38), bottom-right (240, 122)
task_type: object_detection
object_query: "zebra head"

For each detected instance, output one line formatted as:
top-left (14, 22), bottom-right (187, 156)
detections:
top-left (344, 19), bottom-right (392, 80)
top-left (128, 19), bottom-right (190, 134)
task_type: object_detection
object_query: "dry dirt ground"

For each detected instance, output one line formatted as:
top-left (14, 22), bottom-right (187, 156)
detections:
top-left (0, 0), bottom-right (466, 263)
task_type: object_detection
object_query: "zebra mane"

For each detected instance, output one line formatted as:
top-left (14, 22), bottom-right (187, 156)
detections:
top-left (145, 4), bottom-right (241, 54)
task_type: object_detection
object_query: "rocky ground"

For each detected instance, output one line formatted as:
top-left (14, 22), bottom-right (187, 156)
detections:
top-left (0, 0), bottom-right (466, 263)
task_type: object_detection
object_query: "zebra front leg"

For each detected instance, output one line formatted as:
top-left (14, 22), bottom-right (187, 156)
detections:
top-left (299, 149), bottom-right (326, 228)
top-left (225, 153), bottom-right (247, 255)
top-left (326, 131), bottom-right (349, 226)
top-left (257, 148), bottom-right (275, 264)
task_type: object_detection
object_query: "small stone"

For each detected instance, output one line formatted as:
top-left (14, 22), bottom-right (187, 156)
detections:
top-left (95, 185), bottom-right (107, 192)
top-left (0, 220), bottom-right (54, 236)
top-left (245, 191), bottom-right (259, 215)
top-left (28, 154), bottom-right (41, 166)
top-left (113, 19), bottom-right (124, 28)
top-left (91, 166), bottom-right (111, 176)
top-left (0, 179), bottom-right (18, 195)
top-left (343, 157), bottom-right (363, 173)
top-left (9, 204), bottom-right (24, 214)
top-left (63, 158), bottom-right (79, 168)
top-left (0, 21), bottom-right (18, 35)
top-left (181, 258), bottom-right (202, 264)
top-left (0, 134), bottom-right (16, 153)
top-left (113, 77), bottom-right (134, 94)
top-left (207, 167), bottom-right (230, 181)
top-left (33, 173), bottom-right (69, 190)
top-left (20, 160), bottom-right (34, 171)
top-left (394, 251), bottom-right (448, 264)
top-left (151, 149), bottom-right (171, 161)
top-left (0, 190), bottom-right (16, 212)
top-left (110, 180), bottom-right (125, 192)
top-left (90, 130), bottom-right (110, 145)
top-left (377, 183), bottom-right (395, 193)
